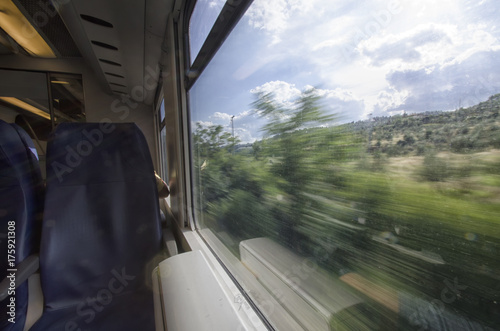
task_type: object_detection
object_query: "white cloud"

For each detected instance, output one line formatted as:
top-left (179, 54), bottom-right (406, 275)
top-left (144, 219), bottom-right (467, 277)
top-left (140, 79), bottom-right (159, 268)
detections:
top-left (205, 109), bottom-right (260, 143)
top-left (235, 127), bottom-right (257, 143)
top-left (246, 0), bottom-right (316, 43)
top-left (230, 0), bottom-right (500, 124)
top-left (385, 49), bottom-right (500, 112)
top-left (359, 24), bottom-right (453, 66)
top-left (315, 87), bottom-right (360, 102)
top-left (372, 88), bottom-right (410, 116)
top-left (198, 112), bottom-right (261, 143)
top-left (211, 112), bottom-right (232, 121)
top-left (250, 81), bottom-right (367, 123)
top-left (210, 109), bottom-right (253, 122)
top-left (237, 109), bottom-right (253, 119)
top-left (208, 0), bottom-right (224, 8)
top-left (250, 80), bottom-right (302, 107)
top-left (250, 81), bottom-right (363, 107)
top-left (359, 22), bottom-right (500, 72)
top-left (193, 120), bottom-right (215, 129)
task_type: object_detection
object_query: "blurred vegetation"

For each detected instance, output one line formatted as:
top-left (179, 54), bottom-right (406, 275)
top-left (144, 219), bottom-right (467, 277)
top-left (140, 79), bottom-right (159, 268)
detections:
top-left (192, 91), bottom-right (500, 329)
top-left (352, 94), bottom-right (500, 156)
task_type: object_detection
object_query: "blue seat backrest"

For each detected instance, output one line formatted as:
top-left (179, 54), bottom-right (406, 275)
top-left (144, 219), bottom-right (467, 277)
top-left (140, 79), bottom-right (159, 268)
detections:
top-left (39, 122), bottom-right (162, 310)
top-left (0, 120), bottom-right (43, 331)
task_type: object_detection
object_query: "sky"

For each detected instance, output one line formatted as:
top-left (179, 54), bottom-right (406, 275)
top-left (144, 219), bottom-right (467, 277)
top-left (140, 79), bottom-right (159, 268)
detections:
top-left (189, 0), bottom-right (500, 143)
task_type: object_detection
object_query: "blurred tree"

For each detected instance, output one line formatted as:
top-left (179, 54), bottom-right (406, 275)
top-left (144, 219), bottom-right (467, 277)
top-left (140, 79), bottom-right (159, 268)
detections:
top-left (420, 151), bottom-right (449, 182)
top-left (252, 88), bottom-right (362, 253)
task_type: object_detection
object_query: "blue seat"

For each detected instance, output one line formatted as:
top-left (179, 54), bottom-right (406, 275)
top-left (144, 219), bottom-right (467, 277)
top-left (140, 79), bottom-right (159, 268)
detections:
top-left (30, 123), bottom-right (162, 331)
top-left (0, 120), bottom-right (44, 331)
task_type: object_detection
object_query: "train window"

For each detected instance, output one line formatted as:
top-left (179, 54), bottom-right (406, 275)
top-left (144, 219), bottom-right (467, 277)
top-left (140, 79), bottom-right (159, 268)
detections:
top-left (188, 0), bottom-right (225, 62)
top-left (158, 99), bottom-right (169, 181)
top-left (0, 70), bottom-right (84, 138)
top-left (160, 97), bottom-right (165, 122)
top-left (49, 73), bottom-right (85, 124)
top-left (160, 127), bottom-right (168, 181)
top-left (189, 0), bottom-right (500, 329)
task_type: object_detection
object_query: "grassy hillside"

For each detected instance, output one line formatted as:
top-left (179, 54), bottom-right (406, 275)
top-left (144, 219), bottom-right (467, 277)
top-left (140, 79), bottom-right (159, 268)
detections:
top-left (346, 93), bottom-right (500, 156)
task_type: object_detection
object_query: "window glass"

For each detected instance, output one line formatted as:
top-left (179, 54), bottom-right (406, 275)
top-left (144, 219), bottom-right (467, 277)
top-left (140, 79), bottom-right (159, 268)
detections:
top-left (158, 99), bottom-right (168, 181)
top-left (160, 98), bottom-right (165, 123)
top-left (190, 0), bottom-right (500, 329)
top-left (189, 0), bottom-right (226, 62)
top-left (50, 73), bottom-right (85, 124)
top-left (160, 126), bottom-right (168, 181)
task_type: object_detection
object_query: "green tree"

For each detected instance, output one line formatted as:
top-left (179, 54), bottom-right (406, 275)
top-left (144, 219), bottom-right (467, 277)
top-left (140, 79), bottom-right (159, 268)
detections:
top-left (252, 88), bottom-right (360, 253)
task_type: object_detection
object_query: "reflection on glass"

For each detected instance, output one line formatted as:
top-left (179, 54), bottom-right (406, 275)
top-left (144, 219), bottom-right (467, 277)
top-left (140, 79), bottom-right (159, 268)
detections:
top-left (1, 70), bottom-right (49, 140)
top-left (189, 0), bottom-right (225, 62)
top-left (49, 73), bottom-right (85, 124)
top-left (160, 99), bottom-right (165, 122)
top-left (0, 69), bottom-right (51, 123)
top-left (0, 97), bottom-right (50, 120)
top-left (159, 99), bottom-right (168, 181)
top-left (190, 0), bottom-right (500, 330)
top-left (160, 126), bottom-right (168, 181)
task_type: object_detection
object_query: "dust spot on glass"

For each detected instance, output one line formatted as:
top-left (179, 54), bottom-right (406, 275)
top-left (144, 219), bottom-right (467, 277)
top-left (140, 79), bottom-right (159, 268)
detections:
top-left (381, 231), bottom-right (398, 244)
top-left (464, 232), bottom-right (477, 241)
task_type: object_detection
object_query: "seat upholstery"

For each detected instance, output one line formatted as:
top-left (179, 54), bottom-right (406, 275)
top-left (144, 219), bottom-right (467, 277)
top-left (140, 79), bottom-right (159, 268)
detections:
top-left (30, 122), bottom-right (162, 331)
top-left (0, 120), bottom-right (44, 331)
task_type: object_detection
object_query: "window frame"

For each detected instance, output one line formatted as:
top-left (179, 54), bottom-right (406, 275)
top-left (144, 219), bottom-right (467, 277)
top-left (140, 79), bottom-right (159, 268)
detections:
top-left (153, 89), bottom-right (166, 178)
top-left (184, 0), bottom-right (254, 89)
top-left (182, 0), bottom-right (255, 230)
top-left (179, 1), bottom-right (285, 329)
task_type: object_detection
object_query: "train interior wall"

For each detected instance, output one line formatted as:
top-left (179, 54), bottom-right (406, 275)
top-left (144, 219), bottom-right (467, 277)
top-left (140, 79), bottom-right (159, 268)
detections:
top-left (0, 55), bottom-right (159, 173)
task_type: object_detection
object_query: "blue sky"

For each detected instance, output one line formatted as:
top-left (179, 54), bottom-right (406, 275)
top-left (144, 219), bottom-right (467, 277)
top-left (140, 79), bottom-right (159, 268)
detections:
top-left (189, 0), bottom-right (500, 143)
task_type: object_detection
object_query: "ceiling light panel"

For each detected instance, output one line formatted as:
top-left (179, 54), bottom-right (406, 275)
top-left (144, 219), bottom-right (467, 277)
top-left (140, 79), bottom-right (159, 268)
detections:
top-left (0, 0), bottom-right (56, 57)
